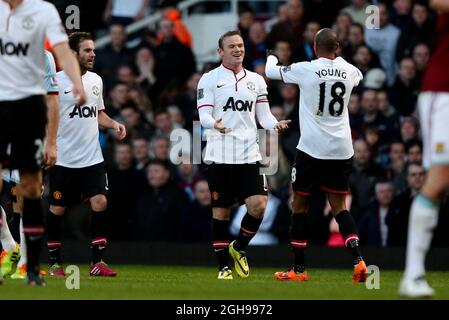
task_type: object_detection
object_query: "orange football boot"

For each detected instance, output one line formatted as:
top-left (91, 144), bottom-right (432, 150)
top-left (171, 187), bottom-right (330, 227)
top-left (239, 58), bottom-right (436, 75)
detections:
top-left (353, 260), bottom-right (368, 283)
top-left (275, 268), bottom-right (308, 281)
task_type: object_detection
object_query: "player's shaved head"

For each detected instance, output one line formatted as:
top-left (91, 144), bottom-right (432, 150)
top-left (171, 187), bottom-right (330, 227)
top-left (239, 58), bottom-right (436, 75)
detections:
top-left (314, 28), bottom-right (339, 56)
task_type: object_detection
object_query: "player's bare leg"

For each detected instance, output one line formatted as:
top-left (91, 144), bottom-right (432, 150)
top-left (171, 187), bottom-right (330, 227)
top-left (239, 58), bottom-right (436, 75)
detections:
top-left (328, 193), bottom-right (366, 283)
top-left (229, 195), bottom-right (267, 278)
top-left (47, 204), bottom-right (65, 276)
top-left (400, 165), bottom-right (449, 298)
top-left (20, 171), bottom-right (46, 286)
top-left (212, 207), bottom-right (233, 279)
top-left (275, 193), bottom-right (309, 281)
top-left (89, 194), bottom-right (116, 277)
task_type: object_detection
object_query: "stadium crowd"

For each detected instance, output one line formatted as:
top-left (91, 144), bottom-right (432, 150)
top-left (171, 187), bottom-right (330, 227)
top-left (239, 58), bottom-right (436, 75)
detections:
top-left (27, 0), bottom-right (449, 248)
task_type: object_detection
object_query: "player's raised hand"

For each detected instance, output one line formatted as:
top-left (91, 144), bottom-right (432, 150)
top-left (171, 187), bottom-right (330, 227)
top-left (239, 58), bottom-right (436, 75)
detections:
top-left (266, 49), bottom-right (279, 61)
top-left (114, 122), bottom-right (127, 140)
top-left (214, 118), bottom-right (232, 134)
top-left (73, 83), bottom-right (86, 106)
top-left (274, 119), bottom-right (291, 133)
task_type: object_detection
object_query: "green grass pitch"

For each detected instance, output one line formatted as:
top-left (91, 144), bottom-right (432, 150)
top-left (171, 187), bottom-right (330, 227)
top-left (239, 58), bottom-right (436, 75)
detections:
top-left (1, 265), bottom-right (448, 300)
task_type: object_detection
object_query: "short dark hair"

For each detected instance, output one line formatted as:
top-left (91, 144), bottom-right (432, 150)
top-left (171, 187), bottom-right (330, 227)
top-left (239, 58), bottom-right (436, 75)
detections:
top-left (405, 139), bottom-right (423, 153)
top-left (148, 159), bottom-right (170, 170)
top-left (218, 30), bottom-right (242, 49)
top-left (68, 32), bottom-right (93, 53)
top-left (314, 28), bottom-right (339, 54)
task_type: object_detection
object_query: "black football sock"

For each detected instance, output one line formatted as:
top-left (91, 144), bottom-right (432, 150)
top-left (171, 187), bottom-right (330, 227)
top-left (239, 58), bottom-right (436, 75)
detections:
top-left (212, 218), bottom-right (230, 270)
top-left (290, 213), bottom-right (308, 273)
top-left (91, 209), bottom-right (108, 264)
top-left (11, 212), bottom-right (21, 243)
top-left (234, 213), bottom-right (263, 252)
top-left (335, 210), bottom-right (363, 265)
top-left (22, 198), bottom-right (45, 276)
top-left (46, 210), bottom-right (63, 266)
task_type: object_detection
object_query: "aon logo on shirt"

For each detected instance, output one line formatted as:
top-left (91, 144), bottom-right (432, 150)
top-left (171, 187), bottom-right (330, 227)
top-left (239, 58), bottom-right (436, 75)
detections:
top-left (69, 105), bottom-right (97, 118)
top-left (0, 39), bottom-right (30, 56)
top-left (222, 97), bottom-right (253, 112)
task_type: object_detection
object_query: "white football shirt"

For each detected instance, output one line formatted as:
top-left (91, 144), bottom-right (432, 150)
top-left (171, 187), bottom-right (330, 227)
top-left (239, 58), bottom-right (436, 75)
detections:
top-left (56, 70), bottom-right (105, 168)
top-left (280, 57), bottom-right (363, 159)
top-left (197, 65), bottom-right (269, 164)
top-left (0, 0), bottom-right (67, 101)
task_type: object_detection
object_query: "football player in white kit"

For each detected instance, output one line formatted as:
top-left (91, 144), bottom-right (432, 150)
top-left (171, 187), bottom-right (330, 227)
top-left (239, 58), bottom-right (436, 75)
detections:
top-left (45, 32), bottom-right (126, 277)
top-left (0, 48), bottom-right (59, 281)
top-left (0, 0), bottom-right (85, 285)
top-left (198, 30), bottom-right (290, 279)
top-left (265, 28), bottom-right (368, 282)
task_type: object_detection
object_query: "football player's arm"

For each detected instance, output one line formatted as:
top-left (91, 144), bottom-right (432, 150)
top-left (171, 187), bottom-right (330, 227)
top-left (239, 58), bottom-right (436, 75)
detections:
top-left (430, 0), bottom-right (449, 12)
top-left (43, 51), bottom-right (59, 168)
top-left (197, 75), bottom-right (231, 133)
top-left (265, 54), bottom-right (301, 85)
top-left (44, 94), bottom-right (59, 168)
top-left (265, 55), bottom-right (283, 80)
top-left (98, 111), bottom-right (126, 140)
top-left (256, 102), bottom-right (291, 133)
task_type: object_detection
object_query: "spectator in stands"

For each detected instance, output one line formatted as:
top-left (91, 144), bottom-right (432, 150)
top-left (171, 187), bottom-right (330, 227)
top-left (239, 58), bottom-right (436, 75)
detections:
top-left (237, 7), bottom-right (255, 46)
top-left (173, 72), bottom-right (201, 132)
top-left (103, 0), bottom-right (150, 26)
top-left (176, 156), bottom-right (203, 201)
top-left (167, 105), bottom-right (185, 128)
top-left (377, 89), bottom-right (397, 121)
top-left (341, 0), bottom-right (370, 25)
top-left (342, 23), bottom-right (364, 63)
top-left (161, 7), bottom-right (193, 48)
top-left (348, 93), bottom-right (364, 138)
top-left (357, 180), bottom-right (395, 247)
top-left (178, 180), bottom-right (213, 242)
top-left (108, 142), bottom-right (145, 240)
top-left (333, 12), bottom-right (352, 44)
top-left (135, 47), bottom-right (158, 104)
top-left (154, 109), bottom-right (177, 138)
top-left (361, 89), bottom-right (396, 146)
top-left (365, 3), bottom-right (401, 85)
top-left (405, 139), bottom-right (423, 165)
top-left (132, 137), bottom-right (151, 172)
top-left (116, 64), bottom-right (137, 87)
top-left (135, 160), bottom-right (188, 241)
top-left (389, 57), bottom-right (419, 116)
top-left (412, 43), bottom-right (430, 83)
top-left (128, 85), bottom-right (154, 124)
top-left (150, 135), bottom-right (170, 161)
top-left (95, 23), bottom-right (135, 90)
top-left (388, 163), bottom-right (426, 246)
top-left (352, 45), bottom-right (380, 74)
top-left (390, 0), bottom-right (414, 32)
top-left (266, 0), bottom-right (306, 50)
top-left (120, 102), bottom-right (154, 139)
top-left (400, 116), bottom-right (419, 144)
top-left (244, 22), bottom-right (267, 70)
top-left (395, 2), bottom-right (434, 61)
top-left (106, 81), bottom-right (129, 118)
top-left (349, 139), bottom-right (385, 219)
top-left (153, 19), bottom-right (196, 96)
top-left (274, 40), bottom-right (293, 65)
top-left (276, 3), bottom-right (289, 24)
top-left (293, 21), bottom-right (320, 62)
top-left (386, 141), bottom-right (407, 193)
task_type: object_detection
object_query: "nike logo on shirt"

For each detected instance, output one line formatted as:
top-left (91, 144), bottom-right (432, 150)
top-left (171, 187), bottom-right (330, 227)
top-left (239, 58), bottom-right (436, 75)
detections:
top-left (217, 84), bottom-right (225, 88)
top-left (64, 89), bottom-right (72, 94)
